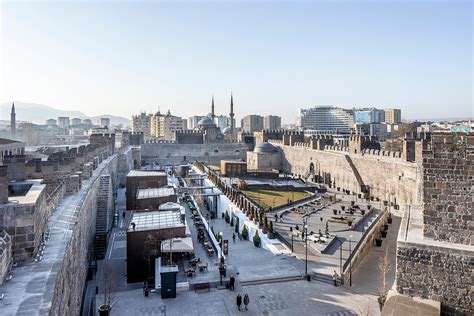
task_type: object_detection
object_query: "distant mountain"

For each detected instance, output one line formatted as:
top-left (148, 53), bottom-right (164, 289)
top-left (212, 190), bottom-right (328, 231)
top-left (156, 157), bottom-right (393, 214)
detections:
top-left (0, 101), bottom-right (131, 127)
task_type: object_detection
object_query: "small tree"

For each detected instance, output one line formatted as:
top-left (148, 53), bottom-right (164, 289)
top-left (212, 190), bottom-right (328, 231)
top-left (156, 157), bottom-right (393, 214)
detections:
top-left (253, 230), bottom-right (261, 247)
top-left (242, 225), bottom-right (249, 240)
top-left (377, 247), bottom-right (391, 311)
top-left (100, 262), bottom-right (116, 313)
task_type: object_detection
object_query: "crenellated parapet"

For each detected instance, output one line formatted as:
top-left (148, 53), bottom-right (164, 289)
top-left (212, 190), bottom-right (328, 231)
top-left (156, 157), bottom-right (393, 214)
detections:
top-left (361, 148), bottom-right (402, 159)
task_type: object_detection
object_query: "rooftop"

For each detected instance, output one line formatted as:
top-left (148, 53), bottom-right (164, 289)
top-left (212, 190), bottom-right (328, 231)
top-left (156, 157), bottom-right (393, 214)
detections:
top-left (128, 210), bottom-right (184, 232)
top-left (136, 187), bottom-right (175, 199)
top-left (127, 170), bottom-right (167, 178)
top-left (7, 180), bottom-right (45, 204)
top-left (0, 138), bottom-right (23, 145)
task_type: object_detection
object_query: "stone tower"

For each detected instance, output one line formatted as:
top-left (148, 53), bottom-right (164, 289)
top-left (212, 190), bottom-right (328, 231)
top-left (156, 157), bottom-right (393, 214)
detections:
top-left (229, 92), bottom-right (234, 132)
top-left (10, 102), bottom-right (16, 139)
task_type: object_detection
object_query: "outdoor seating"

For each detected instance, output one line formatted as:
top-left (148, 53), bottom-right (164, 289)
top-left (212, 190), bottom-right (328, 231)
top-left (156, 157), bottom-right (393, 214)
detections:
top-left (206, 247), bottom-right (215, 257)
top-left (198, 262), bottom-right (208, 272)
top-left (185, 267), bottom-right (195, 277)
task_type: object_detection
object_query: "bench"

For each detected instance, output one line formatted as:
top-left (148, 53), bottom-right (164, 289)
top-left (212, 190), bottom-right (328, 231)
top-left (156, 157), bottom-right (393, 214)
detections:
top-left (194, 282), bottom-right (211, 292)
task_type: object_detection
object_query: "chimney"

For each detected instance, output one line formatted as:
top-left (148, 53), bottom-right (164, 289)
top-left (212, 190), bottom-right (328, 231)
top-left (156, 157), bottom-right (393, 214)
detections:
top-left (0, 166), bottom-right (9, 203)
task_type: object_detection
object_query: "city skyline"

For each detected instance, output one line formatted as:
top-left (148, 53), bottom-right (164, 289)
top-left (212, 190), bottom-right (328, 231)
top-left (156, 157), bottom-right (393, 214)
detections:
top-left (1, 1), bottom-right (472, 123)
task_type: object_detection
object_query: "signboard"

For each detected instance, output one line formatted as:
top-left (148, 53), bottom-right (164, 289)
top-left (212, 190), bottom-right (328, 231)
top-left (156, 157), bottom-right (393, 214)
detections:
top-left (223, 239), bottom-right (229, 255)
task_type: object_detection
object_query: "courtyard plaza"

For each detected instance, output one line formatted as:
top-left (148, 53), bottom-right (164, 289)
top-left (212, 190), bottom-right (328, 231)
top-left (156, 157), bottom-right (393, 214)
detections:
top-left (90, 165), bottom-right (399, 316)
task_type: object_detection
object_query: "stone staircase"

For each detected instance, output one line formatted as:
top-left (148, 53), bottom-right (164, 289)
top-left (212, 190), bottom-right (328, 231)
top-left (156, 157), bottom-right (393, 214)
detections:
top-left (311, 272), bottom-right (335, 285)
top-left (344, 155), bottom-right (369, 195)
top-left (240, 274), bottom-right (304, 287)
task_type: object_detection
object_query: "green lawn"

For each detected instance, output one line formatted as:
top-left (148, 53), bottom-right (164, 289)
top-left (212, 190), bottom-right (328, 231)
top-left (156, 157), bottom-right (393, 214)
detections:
top-left (242, 189), bottom-right (311, 208)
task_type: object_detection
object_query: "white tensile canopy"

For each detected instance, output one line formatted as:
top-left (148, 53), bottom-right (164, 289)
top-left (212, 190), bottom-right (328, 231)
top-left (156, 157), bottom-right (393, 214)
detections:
top-left (160, 237), bottom-right (194, 253)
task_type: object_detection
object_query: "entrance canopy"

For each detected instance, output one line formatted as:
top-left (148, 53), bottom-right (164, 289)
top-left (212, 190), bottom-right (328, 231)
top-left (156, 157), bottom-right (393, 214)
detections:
top-left (161, 237), bottom-right (194, 253)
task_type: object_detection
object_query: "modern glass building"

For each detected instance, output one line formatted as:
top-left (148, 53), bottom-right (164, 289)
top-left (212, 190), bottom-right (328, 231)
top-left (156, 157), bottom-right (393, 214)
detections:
top-left (354, 108), bottom-right (385, 124)
top-left (296, 106), bottom-right (355, 133)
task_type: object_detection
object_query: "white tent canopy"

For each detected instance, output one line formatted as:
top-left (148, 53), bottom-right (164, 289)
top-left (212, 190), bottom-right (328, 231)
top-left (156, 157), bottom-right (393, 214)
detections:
top-left (161, 237), bottom-right (194, 253)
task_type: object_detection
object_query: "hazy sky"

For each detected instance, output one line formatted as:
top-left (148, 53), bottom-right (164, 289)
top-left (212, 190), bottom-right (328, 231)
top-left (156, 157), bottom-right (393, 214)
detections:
top-left (0, 0), bottom-right (472, 123)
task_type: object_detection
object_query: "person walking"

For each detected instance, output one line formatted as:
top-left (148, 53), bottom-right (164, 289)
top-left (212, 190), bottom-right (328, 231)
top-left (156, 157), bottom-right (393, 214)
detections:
top-left (332, 270), bottom-right (338, 286)
top-left (229, 275), bottom-right (235, 291)
top-left (232, 233), bottom-right (236, 243)
top-left (243, 293), bottom-right (250, 311)
top-left (236, 294), bottom-right (242, 311)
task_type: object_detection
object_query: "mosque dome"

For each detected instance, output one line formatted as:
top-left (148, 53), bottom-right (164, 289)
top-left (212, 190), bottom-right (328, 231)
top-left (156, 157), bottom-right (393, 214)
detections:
top-left (254, 142), bottom-right (277, 153)
top-left (198, 117), bottom-right (215, 127)
top-left (222, 127), bottom-right (232, 134)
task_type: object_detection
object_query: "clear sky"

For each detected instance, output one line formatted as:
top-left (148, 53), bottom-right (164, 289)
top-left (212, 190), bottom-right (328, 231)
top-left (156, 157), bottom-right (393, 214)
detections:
top-left (0, 0), bottom-right (472, 123)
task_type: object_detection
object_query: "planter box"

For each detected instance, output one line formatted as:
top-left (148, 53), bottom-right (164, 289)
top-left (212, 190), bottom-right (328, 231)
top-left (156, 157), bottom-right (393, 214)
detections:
top-left (375, 239), bottom-right (382, 247)
top-left (387, 217), bottom-right (393, 224)
top-left (381, 230), bottom-right (387, 238)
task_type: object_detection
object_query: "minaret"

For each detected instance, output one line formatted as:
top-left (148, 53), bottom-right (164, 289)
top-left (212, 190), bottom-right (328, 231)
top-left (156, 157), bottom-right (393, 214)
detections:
top-left (10, 102), bottom-right (16, 139)
top-left (229, 92), bottom-right (234, 132)
top-left (211, 95), bottom-right (215, 120)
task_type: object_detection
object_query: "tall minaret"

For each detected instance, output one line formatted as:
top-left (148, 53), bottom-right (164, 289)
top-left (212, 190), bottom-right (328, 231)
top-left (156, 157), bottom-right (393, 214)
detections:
top-left (10, 102), bottom-right (16, 139)
top-left (229, 92), bottom-right (235, 132)
top-left (211, 95), bottom-right (215, 120)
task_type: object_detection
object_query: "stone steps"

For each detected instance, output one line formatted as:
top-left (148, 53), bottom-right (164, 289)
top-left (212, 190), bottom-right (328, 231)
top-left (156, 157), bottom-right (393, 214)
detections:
top-left (240, 274), bottom-right (304, 287)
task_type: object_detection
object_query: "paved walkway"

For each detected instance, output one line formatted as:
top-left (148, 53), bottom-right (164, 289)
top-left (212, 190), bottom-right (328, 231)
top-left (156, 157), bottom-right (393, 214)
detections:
top-left (110, 277), bottom-right (379, 316)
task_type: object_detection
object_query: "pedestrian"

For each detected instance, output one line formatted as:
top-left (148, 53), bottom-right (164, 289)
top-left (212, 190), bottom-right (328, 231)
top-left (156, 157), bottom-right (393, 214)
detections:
top-left (229, 275), bottom-right (235, 291)
top-left (232, 233), bottom-right (236, 243)
top-left (332, 270), bottom-right (338, 286)
top-left (236, 294), bottom-right (242, 311)
top-left (280, 213), bottom-right (283, 221)
top-left (243, 293), bottom-right (249, 310)
top-left (122, 211), bottom-right (125, 218)
top-left (274, 213), bottom-right (278, 222)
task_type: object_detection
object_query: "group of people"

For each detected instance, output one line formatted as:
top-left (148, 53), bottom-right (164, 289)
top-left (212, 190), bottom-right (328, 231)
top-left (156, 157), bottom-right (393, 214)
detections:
top-left (236, 293), bottom-right (250, 311)
top-left (229, 276), bottom-right (250, 311)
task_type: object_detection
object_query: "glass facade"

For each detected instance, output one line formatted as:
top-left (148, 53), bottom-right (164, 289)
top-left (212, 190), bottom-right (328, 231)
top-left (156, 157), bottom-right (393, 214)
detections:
top-left (296, 106), bottom-right (355, 132)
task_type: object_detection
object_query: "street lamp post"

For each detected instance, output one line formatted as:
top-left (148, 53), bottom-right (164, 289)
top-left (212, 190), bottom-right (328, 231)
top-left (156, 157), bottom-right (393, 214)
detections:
top-left (349, 234), bottom-right (353, 286)
top-left (303, 218), bottom-right (308, 280)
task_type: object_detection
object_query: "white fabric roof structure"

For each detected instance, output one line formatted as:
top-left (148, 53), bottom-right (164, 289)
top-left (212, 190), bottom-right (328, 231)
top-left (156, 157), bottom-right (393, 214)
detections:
top-left (160, 237), bottom-right (194, 253)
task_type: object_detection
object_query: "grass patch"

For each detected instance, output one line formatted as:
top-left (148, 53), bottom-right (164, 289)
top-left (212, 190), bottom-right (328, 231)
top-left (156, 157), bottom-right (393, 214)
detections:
top-left (241, 189), bottom-right (311, 208)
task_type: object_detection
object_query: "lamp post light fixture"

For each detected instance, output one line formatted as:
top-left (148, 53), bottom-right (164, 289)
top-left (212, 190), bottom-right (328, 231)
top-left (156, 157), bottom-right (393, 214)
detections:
top-left (349, 234), bottom-right (353, 286)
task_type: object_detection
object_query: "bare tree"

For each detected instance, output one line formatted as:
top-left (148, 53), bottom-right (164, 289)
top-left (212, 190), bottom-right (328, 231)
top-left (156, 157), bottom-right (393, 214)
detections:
top-left (377, 246), bottom-right (391, 311)
top-left (100, 262), bottom-right (117, 312)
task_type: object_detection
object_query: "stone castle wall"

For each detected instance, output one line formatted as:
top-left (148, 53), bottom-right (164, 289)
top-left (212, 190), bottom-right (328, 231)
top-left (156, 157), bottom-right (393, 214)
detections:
top-left (49, 147), bottom-right (133, 316)
top-left (397, 240), bottom-right (472, 314)
top-left (141, 142), bottom-right (251, 165)
top-left (422, 133), bottom-right (473, 245)
top-left (274, 143), bottom-right (423, 207)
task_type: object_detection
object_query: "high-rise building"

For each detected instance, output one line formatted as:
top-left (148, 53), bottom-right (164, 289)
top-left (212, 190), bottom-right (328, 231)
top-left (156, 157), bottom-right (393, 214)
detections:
top-left (264, 115), bottom-right (282, 130)
top-left (71, 117), bottom-right (82, 126)
top-left (100, 117), bottom-right (111, 128)
top-left (57, 117), bottom-right (70, 129)
top-left (10, 102), bottom-right (16, 139)
top-left (354, 108), bottom-right (385, 124)
top-left (132, 112), bottom-right (153, 139)
top-left (188, 116), bottom-right (206, 130)
top-left (296, 106), bottom-right (355, 133)
top-left (150, 110), bottom-right (184, 140)
top-left (384, 108), bottom-right (402, 124)
top-left (214, 115), bottom-right (230, 131)
top-left (242, 115), bottom-right (264, 132)
top-left (71, 118), bottom-right (82, 125)
top-left (45, 119), bottom-right (57, 126)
